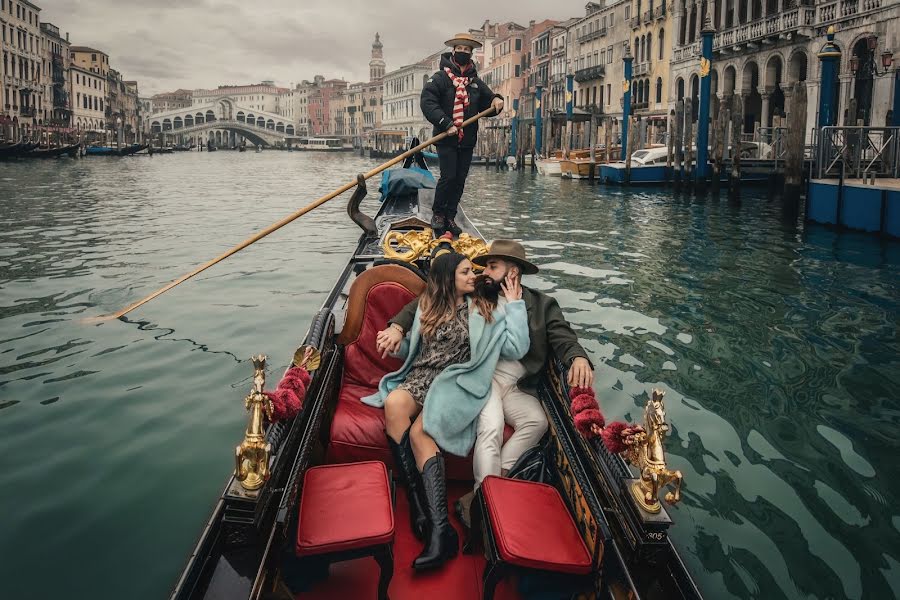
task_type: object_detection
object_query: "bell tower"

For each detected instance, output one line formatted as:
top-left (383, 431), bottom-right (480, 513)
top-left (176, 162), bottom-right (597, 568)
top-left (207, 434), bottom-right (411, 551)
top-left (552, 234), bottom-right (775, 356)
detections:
top-left (369, 32), bottom-right (385, 82)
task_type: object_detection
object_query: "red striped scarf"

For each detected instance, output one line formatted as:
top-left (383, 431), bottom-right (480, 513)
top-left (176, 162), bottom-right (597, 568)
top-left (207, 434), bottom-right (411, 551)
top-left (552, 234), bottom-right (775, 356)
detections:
top-left (444, 66), bottom-right (470, 141)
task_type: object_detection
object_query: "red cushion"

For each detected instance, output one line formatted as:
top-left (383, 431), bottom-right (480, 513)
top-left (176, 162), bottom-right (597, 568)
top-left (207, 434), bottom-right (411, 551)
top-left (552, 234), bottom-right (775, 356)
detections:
top-left (481, 476), bottom-right (592, 575)
top-left (296, 461), bottom-right (394, 556)
top-left (342, 282), bottom-right (413, 390)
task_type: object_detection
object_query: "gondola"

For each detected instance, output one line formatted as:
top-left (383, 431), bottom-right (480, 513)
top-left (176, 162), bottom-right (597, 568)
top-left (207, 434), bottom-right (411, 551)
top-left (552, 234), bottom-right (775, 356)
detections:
top-left (168, 157), bottom-right (703, 600)
top-left (0, 141), bottom-right (25, 158)
top-left (84, 143), bottom-right (146, 156)
top-left (24, 143), bottom-right (81, 159)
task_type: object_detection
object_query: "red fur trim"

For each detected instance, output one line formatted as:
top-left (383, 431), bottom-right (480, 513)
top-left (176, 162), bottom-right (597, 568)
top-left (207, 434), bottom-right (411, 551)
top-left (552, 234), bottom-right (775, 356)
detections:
top-left (602, 421), bottom-right (629, 454)
top-left (569, 386), bottom-right (594, 399)
top-left (570, 393), bottom-right (599, 415)
top-left (574, 409), bottom-right (605, 438)
top-left (264, 368), bottom-right (309, 422)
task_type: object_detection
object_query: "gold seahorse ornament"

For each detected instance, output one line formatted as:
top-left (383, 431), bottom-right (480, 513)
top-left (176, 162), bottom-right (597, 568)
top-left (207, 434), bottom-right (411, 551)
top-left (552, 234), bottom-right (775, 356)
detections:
top-left (622, 389), bottom-right (684, 513)
top-left (234, 354), bottom-right (272, 491)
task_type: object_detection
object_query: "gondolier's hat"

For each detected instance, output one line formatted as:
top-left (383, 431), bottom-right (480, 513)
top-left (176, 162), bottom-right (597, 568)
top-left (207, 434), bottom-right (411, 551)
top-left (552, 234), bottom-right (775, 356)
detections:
top-left (472, 240), bottom-right (539, 275)
top-left (445, 32), bottom-right (482, 49)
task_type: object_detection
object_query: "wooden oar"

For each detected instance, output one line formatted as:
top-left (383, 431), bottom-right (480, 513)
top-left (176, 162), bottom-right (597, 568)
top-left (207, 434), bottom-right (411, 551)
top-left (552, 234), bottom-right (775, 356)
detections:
top-left (86, 106), bottom-right (499, 323)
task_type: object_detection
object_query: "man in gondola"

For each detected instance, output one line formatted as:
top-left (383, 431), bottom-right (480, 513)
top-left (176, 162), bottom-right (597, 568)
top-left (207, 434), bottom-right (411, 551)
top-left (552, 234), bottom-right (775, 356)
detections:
top-left (375, 240), bottom-right (594, 524)
top-left (421, 33), bottom-right (504, 237)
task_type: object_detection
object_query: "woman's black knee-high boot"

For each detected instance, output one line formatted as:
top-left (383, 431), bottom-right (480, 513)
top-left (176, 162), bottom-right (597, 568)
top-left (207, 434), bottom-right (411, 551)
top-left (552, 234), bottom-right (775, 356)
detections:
top-left (413, 452), bottom-right (459, 570)
top-left (387, 429), bottom-right (428, 540)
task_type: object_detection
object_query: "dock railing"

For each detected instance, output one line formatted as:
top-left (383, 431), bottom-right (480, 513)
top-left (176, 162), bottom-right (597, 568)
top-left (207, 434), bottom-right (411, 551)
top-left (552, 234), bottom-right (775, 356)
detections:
top-left (816, 126), bottom-right (900, 180)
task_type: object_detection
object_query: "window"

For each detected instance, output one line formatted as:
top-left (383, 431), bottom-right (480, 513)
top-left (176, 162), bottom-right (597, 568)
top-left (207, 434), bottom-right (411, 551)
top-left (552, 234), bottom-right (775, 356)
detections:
top-left (515, 65), bottom-right (520, 77)
top-left (625, 5), bottom-right (631, 19)
top-left (608, 46), bottom-right (613, 63)
top-left (515, 38), bottom-right (521, 51)
top-left (659, 29), bottom-right (665, 61)
top-left (656, 78), bottom-right (662, 103)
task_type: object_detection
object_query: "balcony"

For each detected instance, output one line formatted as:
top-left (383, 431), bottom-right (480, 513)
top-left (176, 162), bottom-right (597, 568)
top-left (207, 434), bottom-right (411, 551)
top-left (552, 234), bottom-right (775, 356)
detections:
top-left (20, 106), bottom-right (35, 117)
top-left (654, 4), bottom-right (667, 19)
top-left (574, 64), bottom-right (606, 82)
top-left (599, 26), bottom-right (608, 37)
top-left (631, 17), bottom-right (641, 29)
top-left (633, 62), bottom-right (651, 76)
top-left (578, 29), bottom-right (604, 44)
top-left (643, 10), bottom-right (652, 24)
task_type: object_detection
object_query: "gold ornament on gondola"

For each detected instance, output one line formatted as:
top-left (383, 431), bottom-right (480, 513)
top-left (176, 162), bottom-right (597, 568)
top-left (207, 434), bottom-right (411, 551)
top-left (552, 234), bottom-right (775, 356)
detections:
top-left (292, 344), bottom-right (321, 371)
top-left (382, 228), bottom-right (489, 265)
top-left (622, 390), bottom-right (683, 513)
top-left (234, 354), bottom-right (272, 491)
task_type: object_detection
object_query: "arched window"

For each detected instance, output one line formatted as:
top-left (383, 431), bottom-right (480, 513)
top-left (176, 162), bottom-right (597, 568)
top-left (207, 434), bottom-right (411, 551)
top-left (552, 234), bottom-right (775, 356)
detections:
top-left (206, 110), bottom-right (216, 122)
top-left (656, 78), bottom-right (663, 103)
top-left (647, 33), bottom-right (652, 63)
top-left (659, 29), bottom-right (665, 61)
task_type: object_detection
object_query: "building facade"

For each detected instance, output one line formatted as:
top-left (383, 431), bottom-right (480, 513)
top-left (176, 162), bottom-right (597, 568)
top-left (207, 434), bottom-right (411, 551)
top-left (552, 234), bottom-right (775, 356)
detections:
top-left (39, 21), bottom-right (69, 128)
top-left (69, 62), bottom-right (105, 133)
top-left (1, 0), bottom-right (48, 139)
top-left (628, 0), bottom-right (671, 137)
top-left (669, 0), bottom-right (900, 143)
top-left (382, 62), bottom-right (432, 141)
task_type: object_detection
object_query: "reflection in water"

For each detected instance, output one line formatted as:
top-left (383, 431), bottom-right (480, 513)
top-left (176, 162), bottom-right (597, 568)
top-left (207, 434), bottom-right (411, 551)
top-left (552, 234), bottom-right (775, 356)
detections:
top-left (0, 154), bottom-right (898, 600)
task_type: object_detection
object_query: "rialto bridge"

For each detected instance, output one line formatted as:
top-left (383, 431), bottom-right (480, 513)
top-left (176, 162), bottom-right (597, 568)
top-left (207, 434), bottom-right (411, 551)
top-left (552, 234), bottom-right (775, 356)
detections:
top-left (147, 96), bottom-right (303, 147)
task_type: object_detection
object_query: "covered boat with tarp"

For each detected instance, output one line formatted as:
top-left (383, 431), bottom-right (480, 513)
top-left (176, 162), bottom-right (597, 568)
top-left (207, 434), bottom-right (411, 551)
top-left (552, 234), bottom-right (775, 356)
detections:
top-left (161, 148), bottom-right (702, 599)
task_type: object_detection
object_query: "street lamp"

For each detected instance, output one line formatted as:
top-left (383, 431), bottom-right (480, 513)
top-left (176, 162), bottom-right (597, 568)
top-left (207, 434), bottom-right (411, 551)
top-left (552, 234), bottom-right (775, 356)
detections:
top-left (849, 35), bottom-right (894, 78)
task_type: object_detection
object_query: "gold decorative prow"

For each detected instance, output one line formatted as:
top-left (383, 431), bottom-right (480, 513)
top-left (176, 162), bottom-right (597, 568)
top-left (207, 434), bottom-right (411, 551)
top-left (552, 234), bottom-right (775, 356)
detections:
top-left (234, 354), bottom-right (272, 491)
top-left (382, 228), bottom-right (489, 264)
top-left (622, 390), bottom-right (683, 513)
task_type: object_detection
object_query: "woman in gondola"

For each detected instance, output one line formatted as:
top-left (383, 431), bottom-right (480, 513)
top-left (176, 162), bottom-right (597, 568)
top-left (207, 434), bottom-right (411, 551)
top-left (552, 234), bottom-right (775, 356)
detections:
top-left (362, 251), bottom-right (529, 571)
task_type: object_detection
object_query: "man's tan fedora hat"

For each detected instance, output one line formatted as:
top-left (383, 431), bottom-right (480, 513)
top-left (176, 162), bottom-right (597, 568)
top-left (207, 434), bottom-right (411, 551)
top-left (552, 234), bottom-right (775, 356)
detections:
top-left (472, 240), bottom-right (539, 275)
top-left (445, 32), bottom-right (483, 49)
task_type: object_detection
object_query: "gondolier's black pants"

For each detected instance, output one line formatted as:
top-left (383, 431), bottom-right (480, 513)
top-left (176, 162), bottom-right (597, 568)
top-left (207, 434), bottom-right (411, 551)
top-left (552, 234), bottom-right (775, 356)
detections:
top-left (433, 145), bottom-right (474, 220)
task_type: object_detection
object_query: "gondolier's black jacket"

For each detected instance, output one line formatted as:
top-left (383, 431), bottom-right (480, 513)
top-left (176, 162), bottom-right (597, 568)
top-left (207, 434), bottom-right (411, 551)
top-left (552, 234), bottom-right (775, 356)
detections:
top-left (388, 286), bottom-right (592, 395)
top-left (421, 53), bottom-right (502, 149)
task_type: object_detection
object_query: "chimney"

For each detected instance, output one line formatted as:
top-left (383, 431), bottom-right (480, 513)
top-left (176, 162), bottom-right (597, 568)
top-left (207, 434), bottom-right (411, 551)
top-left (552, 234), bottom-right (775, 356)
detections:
top-left (66, 32), bottom-right (69, 41)
top-left (529, 20), bottom-right (535, 28)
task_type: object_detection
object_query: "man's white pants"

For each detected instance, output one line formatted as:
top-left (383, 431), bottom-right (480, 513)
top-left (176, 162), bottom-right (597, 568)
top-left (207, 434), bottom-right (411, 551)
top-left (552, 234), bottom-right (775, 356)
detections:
top-left (473, 369), bottom-right (548, 487)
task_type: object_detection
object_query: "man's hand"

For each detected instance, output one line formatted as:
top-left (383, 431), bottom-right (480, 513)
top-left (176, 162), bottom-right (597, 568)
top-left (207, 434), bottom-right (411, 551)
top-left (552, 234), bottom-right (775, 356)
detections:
top-left (491, 97), bottom-right (504, 114)
top-left (567, 357), bottom-right (593, 388)
top-left (499, 273), bottom-right (522, 302)
top-left (375, 326), bottom-right (403, 359)
top-left (446, 125), bottom-right (458, 136)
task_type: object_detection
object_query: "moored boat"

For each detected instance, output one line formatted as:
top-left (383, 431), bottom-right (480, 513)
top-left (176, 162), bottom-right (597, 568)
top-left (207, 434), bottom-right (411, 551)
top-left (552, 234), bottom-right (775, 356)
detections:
top-left (535, 157), bottom-right (562, 177)
top-left (24, 143), bottom-right (81, 159)
top-left (84, 143), bottom-right (146, 156)
top-left (167, 162), bottom-right (703, 600)
top-left (560, 157), bottom-right (597, 179)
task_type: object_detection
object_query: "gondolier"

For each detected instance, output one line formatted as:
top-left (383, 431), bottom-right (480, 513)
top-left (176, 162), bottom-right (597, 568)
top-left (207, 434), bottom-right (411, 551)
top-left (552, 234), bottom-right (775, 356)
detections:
top-left (421, 32), bottom-right (503, 237)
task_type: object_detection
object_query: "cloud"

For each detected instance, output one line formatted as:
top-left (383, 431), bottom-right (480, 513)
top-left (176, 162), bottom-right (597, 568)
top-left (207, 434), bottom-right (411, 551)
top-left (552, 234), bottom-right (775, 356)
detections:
top-left (37, 0), bottom-right (584, 95)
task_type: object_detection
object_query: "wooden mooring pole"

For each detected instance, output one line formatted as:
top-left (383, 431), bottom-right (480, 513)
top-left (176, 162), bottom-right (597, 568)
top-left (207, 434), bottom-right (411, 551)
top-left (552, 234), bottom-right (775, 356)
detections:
top-left (684, 97), bottom-right (694, 192)
top-left (730, 94), bottom-right (743, 196)
top-left (712, 100), bottom-right (728, 193)
top-left (675, 100), bottom-right (684, 190)
top-left (782, 82), bottom-right (807, 207)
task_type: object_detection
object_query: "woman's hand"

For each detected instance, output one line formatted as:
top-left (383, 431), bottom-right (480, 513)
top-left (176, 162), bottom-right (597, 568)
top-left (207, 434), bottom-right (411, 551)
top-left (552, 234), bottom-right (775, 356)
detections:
top-left (500, 274), bottom-right (522, 302)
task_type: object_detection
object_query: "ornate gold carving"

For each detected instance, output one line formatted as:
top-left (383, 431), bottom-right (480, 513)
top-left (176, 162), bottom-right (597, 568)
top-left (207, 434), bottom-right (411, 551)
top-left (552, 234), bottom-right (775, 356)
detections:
top-left (621, 390), bottom-right (683, 513)
top-left (700, 57), bottom-right (710, 78)
top-left (382, 228), bottom-right (489, 265)
top-left (234, 354), bottom-right (272, 491)
top-left (383, 229), bottom-right (435, 262)
top-left (292, 344), bottom-right (321, 371)
top-left (622, 79), bottom-right (630, 94)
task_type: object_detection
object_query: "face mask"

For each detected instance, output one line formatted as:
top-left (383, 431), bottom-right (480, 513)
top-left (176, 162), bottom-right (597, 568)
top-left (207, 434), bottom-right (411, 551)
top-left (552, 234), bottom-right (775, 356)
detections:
top-left (454, 51), bottom-right (471, 66)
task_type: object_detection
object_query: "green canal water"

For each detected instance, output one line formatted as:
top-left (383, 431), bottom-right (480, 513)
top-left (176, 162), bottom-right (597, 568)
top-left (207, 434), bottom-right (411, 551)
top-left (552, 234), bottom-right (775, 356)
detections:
top-left (1, 152), bottom-right (898, 600)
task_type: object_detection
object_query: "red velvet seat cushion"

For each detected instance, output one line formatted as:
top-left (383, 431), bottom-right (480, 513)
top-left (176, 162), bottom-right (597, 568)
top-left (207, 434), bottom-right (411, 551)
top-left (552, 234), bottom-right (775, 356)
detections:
top-left (296, 461), bottom-right (394, 557)
top-left (481, 476), bottom-right (592, 575)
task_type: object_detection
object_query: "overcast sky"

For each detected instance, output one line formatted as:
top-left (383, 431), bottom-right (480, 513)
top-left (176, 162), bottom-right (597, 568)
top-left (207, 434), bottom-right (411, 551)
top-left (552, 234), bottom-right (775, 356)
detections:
top-left (38, 0), bottom-right (584, 96)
